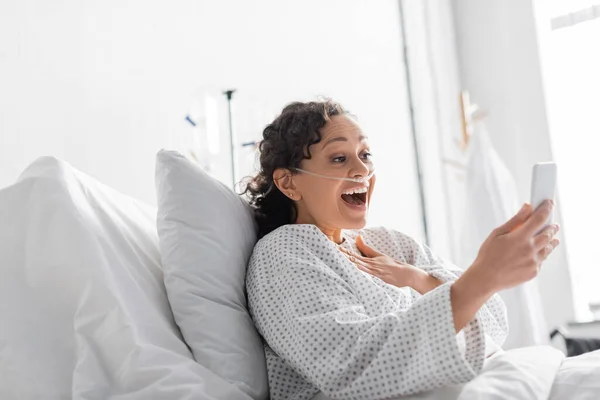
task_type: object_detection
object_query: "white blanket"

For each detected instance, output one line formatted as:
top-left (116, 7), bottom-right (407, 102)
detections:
top-left (385, 346), bottom-right (600, 400)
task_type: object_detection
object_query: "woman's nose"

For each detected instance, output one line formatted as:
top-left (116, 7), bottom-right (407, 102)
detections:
top-left (350, 156), bottom-right (371, 178)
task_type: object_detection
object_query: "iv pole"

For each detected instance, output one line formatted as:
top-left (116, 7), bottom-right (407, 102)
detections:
top-left (223, 89), bottom-right (237, 188)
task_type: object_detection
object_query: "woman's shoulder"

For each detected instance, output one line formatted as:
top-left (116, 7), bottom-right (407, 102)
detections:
top-left (253, 224), bottom-right (326, 253)
top-left (248, 224), bottom-right (337, 279)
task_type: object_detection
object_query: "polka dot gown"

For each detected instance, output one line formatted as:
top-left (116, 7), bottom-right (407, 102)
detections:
top-left (246, 224), bottom-right (508, 400)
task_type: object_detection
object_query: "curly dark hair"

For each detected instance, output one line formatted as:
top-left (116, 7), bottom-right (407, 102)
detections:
top-left (242, 99), bottom-right (349, 239)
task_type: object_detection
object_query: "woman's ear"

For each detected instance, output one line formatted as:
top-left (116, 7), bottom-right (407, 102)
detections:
top-left (273, 168), bottom-right (300, 200)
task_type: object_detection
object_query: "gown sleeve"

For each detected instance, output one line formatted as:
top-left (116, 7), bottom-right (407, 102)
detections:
top-left (247, 234), bottom-right (487, 399)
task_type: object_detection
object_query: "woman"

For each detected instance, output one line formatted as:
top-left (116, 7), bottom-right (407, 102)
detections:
top-left (244, 100), bottom-right (560, 400)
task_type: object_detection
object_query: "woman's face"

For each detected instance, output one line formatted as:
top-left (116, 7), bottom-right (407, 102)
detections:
top-left (286, 115), bottom-right (376, 231)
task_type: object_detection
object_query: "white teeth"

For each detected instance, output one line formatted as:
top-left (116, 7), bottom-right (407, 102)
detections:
top-left (342, 186), bottom-right (368, 195)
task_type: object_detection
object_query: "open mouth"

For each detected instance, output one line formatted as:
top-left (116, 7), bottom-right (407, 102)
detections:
top-left (341, 191), bottom-right (367, 207)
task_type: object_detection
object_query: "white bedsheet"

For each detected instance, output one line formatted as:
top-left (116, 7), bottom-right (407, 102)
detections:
top-left (0, 157), bottom-right (251, 399)
top-left (313, 346), bottom-right (600, 400)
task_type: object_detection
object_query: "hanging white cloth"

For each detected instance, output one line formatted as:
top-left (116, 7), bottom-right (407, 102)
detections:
top-left (458, 121), bottom-right (549, 349)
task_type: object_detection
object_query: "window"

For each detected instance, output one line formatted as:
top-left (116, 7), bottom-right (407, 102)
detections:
top-left (538, 2), bottom-right (600, 319)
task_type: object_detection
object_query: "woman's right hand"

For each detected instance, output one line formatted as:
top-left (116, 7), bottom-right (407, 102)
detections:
top-left (469, 200), bottom-right (560, 294)
top-left (449, 200), bottom-right (560, 332)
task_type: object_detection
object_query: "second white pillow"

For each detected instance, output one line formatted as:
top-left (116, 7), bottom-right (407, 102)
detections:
top-left (155, 150), bottom-right (268, 400)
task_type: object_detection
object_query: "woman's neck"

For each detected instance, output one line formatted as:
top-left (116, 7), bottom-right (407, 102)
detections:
top-left (318, 226), bottom-right (344, 244)
top-left (293, 212), bottom-right (344, 244)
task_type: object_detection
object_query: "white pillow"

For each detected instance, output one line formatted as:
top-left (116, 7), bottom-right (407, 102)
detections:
top-left (0, 156), bottom-right (250, 399)
top-left (155, 150), bottom-right (268, 400)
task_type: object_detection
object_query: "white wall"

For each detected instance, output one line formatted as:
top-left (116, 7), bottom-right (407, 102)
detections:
top-left (401, 0), bottom-right (466, 261)
top-left (451, 0), bottom-right (576, 331)
top-left (0, 0), bottom-right (425, 239)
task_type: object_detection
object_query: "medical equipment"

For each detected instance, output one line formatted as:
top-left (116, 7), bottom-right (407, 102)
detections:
top-left (292, 168), bottom-right (375, 184)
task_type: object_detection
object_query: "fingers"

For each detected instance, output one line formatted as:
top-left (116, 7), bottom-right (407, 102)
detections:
top-left (342, 252), bottom-right (372, 271)
top-left (338, 246), bottom-right (378, 264)
top-left (338, 247), bottom-right (379, 271)
top-left (355, 236), bottom-right (382, 257)
top-left (495, 203), bottom-right (532, 235)
top-left (337, 246), bottom-right (357, 257)
top-left (337, 245), bottom-right (362, 260)
top-left (533, 224), bottom-right (560, 251)
top-left (537, 238), bottom-right (560, 262)
top-left (520, 200), bottom-right (554, 237)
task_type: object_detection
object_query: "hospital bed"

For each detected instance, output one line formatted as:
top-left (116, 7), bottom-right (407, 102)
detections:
top-left (0, 155), bottom-right (598, 400)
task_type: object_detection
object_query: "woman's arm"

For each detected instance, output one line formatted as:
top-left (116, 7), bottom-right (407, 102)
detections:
top-left (347, 233), bottom-right (504, 336)
top-left (388, 230), bottom-right (509, 345)
top-left (392, 200), bottom-right (560, 343)
top-left (450, 267), bottom-right (496, 332)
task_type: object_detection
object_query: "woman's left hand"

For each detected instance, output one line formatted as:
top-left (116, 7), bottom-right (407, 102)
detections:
top-left (339, 236), bottom-right (441, 294)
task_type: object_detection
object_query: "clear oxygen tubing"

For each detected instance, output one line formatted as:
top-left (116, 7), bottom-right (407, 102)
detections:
top-left (292, 167), bottom-right (375, 184)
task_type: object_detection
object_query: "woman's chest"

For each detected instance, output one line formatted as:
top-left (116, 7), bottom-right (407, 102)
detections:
top-left (334, 240), bottom-right (418, 316)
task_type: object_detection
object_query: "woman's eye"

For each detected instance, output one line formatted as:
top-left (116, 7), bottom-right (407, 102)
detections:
top-left (332, 153), bottom-right (372, 163)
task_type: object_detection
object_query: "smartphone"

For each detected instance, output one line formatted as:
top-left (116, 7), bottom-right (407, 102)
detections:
top-left (530, 162), bottom-right (557, 234)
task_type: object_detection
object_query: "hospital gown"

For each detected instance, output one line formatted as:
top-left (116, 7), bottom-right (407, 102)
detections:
top-left (246, 224), bottom-right (508, 400)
